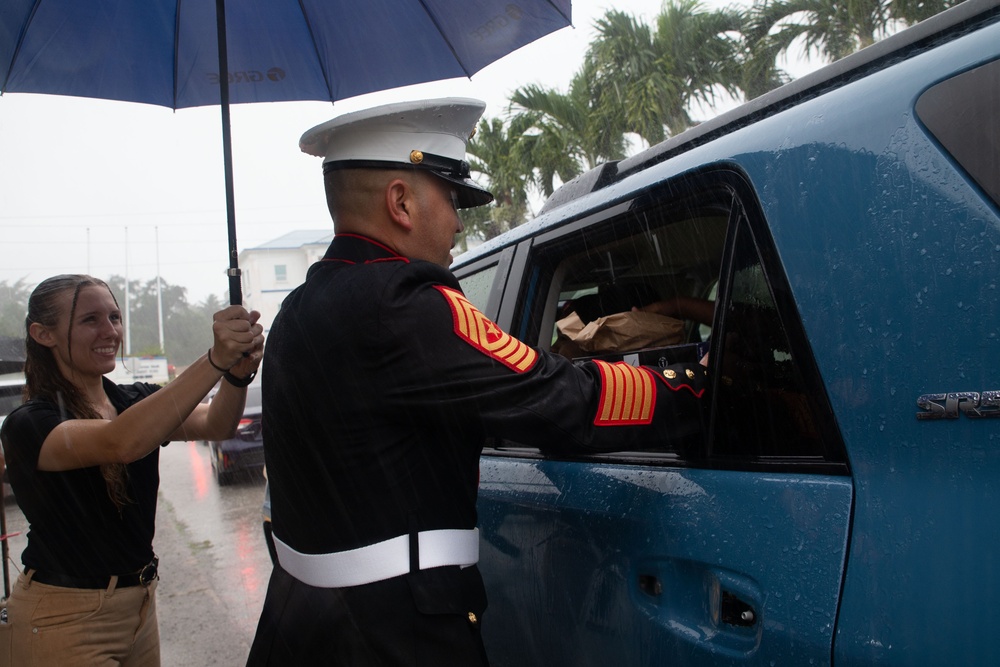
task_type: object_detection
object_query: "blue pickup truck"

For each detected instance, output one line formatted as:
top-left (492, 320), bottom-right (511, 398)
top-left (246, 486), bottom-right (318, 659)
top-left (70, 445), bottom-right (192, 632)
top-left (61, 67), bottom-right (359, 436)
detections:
top-left (451, 1), bottom-right (1000, 664)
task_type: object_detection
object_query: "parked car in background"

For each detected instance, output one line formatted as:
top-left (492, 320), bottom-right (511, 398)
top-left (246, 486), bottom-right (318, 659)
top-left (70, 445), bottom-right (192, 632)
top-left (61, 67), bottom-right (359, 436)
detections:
top-left (208, 379), bottom-right (264, 485)
top-left (451, 1), bottom-right (1000, 665)
top-left (196, 381), bottom-right (222, 448)
top-left (0, 373), bottom-right (25, 429)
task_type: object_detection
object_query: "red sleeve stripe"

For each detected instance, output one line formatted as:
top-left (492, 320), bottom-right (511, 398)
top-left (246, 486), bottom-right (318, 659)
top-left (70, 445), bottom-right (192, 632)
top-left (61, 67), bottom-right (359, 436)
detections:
top-left (436, 286), bottom-right (538, 373)
top-left (593, 360), bottom-right (656, 425)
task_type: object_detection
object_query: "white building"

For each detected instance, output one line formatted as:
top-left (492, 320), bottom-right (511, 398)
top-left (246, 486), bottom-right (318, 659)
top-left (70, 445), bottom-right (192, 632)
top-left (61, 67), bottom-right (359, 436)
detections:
top-left (239, 230), bottom-right (332, 333)
top-left (240, 230), bottom-right (482, 334)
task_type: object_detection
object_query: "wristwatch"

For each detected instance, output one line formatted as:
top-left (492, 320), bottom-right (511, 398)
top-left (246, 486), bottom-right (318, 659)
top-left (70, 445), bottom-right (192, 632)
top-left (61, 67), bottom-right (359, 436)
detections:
top-left (224, 370), bottom-right (256, 388)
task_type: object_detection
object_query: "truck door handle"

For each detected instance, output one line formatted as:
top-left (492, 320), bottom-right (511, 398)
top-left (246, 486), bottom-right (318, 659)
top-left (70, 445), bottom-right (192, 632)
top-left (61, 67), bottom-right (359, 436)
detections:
top-left (720, 591), bottom-right (756, 627)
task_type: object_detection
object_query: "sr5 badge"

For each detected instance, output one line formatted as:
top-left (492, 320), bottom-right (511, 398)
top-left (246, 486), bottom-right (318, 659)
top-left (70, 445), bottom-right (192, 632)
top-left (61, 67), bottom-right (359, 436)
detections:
top-left (917, 391), bottom-right (1000, 419)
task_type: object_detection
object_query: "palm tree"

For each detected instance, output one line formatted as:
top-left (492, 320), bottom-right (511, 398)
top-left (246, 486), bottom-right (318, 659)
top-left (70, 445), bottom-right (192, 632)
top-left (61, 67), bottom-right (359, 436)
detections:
top-left (509, 60), bottom-right (625, 197)
top-left (890, 0), bottom-right (961, 23)
top-left (464, 65), bottom-right (624, 238)
top-left (586, 2), bottom-right (746, 143)
top-left (465, 116), bottom-right (534, 240)
top-left (734, 2), bottom-right (796, 100)
top-left (747, 0), bottom-right (961, 64)
top-left (469, 2), bottom-right (758, 230)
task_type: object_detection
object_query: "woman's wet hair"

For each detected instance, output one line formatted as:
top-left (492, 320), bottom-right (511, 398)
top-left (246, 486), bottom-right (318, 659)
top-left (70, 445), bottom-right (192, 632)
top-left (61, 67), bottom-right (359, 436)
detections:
top-left (22, 274), bottom-right (131, 511)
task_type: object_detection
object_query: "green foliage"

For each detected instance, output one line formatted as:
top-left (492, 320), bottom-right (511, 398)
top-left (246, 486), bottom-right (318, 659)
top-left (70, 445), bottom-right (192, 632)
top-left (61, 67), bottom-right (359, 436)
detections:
top-left (104, 275), bottom-right (222, 367)
top-left (456, 204), bottom-right (494, 251)
top-left (743, 0), bottom-right (961, 64)
top-left (587, 2), bottom-right (746, 141)
top-left (733, 1), bottom-right (796, 99)
top-left (466, 116), bottom-right (535, 239)
top-left (462, 0), bottom-right (751, 242)
top-left (511, 63), bottom-right (625, 185)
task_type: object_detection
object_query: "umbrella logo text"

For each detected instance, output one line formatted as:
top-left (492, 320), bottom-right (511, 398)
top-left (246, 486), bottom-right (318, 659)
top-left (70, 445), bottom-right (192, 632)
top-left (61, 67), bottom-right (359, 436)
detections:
top-left (206, 68), bottom-right (286, 85)
top-left (471, 4), bottom-right (526, 41)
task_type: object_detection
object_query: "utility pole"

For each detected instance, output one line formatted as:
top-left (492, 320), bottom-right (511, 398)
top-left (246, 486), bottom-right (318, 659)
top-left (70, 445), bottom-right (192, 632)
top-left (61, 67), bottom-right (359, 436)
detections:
top-left (124, 226), bottom-right (131, 357)
top-left (156, 226), bottom-right (165, 355)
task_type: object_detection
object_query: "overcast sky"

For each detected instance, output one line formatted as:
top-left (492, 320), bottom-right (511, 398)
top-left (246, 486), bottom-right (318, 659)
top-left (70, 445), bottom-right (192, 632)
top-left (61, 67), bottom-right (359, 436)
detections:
top-left (0, 0), bottom-right (816, 306)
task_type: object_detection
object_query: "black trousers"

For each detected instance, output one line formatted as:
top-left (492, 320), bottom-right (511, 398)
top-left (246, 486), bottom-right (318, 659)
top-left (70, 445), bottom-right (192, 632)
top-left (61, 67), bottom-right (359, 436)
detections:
top-left (246, 563), bottom-right (490, 666)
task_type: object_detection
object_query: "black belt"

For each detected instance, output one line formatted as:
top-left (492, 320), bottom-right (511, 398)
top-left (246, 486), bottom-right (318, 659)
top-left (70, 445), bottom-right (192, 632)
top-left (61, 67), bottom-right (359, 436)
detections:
top-left (30, 557), bottom-right (158, 589)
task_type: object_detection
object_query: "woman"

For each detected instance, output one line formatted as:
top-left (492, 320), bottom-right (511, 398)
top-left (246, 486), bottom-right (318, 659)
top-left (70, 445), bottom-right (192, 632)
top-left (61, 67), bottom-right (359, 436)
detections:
top-left (0, 274), bottom-right (263, 666)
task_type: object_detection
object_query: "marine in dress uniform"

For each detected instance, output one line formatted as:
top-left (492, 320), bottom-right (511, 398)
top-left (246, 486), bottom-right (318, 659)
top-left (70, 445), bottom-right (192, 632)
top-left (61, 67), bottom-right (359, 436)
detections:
top-left (246, 98), bottom-right (708, 666)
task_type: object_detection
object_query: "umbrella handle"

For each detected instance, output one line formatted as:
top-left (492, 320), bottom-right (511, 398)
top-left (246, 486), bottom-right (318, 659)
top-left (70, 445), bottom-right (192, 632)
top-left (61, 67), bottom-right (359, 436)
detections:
top-left (227, 267), bottom-right (242, 307)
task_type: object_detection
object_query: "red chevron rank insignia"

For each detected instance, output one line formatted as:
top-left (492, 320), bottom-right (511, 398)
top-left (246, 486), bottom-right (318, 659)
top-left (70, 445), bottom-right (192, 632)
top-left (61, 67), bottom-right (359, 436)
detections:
top-left (435, 286), bottom-right (538, 373)
top-left (593, 360), bottom-right (656, 425)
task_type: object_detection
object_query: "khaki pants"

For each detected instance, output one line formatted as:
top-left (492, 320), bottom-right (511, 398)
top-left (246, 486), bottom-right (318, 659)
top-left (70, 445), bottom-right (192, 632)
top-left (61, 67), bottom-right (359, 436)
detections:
top-left (0, 570), bottom-right (159, 666)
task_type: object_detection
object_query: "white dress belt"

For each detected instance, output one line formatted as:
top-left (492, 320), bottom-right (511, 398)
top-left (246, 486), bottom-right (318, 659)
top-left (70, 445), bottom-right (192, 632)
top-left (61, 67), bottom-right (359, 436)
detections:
top-left (274, 528), bottom-right (480, 589)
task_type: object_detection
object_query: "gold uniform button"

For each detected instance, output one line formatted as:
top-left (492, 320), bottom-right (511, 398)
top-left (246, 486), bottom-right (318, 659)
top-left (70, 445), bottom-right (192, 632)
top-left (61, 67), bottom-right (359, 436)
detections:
top-left (663, 369), bottom-right (677, 379)
top-left (468, 611), bottom-right (478, 625)
top-left (410, 149), bottom-right (424, 164)
top-left (686, 368), bottom-right (695, 379)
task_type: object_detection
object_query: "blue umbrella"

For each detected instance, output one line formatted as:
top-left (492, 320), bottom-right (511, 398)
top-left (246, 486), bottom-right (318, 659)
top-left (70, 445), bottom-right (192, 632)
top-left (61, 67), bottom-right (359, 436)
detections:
top-left (0, 0), bottom-right (571, 303)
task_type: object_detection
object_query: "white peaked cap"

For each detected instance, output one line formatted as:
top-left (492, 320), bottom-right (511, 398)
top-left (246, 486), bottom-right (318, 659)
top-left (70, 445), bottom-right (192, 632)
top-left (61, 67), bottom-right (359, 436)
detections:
top-left (299, 97), bottom-right (494, 208)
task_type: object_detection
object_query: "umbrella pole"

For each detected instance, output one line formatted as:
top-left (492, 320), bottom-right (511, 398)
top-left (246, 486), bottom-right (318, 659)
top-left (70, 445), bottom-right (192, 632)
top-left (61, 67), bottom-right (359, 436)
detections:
top-left (216, 0), bottom-right (242, 307)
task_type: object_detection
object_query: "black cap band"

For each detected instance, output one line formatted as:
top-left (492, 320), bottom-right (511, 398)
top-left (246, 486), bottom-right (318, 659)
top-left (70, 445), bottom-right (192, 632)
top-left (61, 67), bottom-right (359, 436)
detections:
top-left (322, 154), bottom-right (493, 209)
top-left (322, 153), bottom-right (470, 179)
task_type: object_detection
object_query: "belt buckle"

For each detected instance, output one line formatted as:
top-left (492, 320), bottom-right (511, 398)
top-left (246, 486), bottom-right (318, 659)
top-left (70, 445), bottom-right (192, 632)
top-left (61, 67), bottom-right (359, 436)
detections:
top-left (139, 557), bottom-right (159, 587)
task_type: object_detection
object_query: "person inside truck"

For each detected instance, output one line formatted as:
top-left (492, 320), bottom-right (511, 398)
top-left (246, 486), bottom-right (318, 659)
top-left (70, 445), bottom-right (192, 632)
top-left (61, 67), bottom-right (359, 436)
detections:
top-left (552, 278), bottom-right (716, 361)
top-left (0, 274), bottom-right (263, 666)
top-left (247, 97), bottom-right (711, 666)
top-left (634, 295), bottom-right (715, 328)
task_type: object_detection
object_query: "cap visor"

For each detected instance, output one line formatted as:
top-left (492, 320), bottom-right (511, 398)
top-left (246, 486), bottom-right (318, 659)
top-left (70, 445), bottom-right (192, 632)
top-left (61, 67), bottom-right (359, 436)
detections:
top-left (430, 172), bottom-right (494, 208)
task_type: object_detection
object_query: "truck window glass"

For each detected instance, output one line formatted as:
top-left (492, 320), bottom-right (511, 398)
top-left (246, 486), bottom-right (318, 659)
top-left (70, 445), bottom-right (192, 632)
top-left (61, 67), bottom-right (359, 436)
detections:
top-left (458, 263), bottom-right (498, 312)
top-left (490, 190), bottom-right (731, 458)
top-left (529, 206), bottom-right (726, 367)
top-left (710, 216), bottom-right (828, 461)
top-left (915, 57), bottom-right (1000, 208)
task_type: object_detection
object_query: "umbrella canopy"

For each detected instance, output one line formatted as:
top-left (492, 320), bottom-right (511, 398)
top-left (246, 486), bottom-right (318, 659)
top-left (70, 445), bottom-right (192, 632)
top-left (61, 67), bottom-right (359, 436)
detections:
top-left (1, 1), bottom-right (571, 108)
top-left (0, 0), bottom-right (572, 301)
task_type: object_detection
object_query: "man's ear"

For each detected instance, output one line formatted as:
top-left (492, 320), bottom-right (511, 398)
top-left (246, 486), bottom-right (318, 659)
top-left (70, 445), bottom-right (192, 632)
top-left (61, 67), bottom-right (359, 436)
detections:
top-left (29, 322), bottom-right (57, 348)
top-left (385, 177), bottom-right (415, 232)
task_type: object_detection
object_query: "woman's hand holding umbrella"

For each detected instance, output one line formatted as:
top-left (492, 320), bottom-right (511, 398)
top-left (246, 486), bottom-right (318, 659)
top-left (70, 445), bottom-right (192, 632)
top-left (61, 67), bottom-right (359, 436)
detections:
top-left (210, 305), bottom-right (264, 375)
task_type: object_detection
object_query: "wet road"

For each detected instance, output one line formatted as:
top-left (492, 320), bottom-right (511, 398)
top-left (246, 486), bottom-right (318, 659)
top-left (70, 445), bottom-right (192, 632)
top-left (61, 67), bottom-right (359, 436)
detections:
top-left (2, 440), bottom-right (272, 667)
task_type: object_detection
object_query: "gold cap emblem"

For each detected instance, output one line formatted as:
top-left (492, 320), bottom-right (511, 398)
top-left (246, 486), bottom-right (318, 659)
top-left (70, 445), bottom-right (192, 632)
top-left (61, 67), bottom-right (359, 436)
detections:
top-left (409, 150), bottom-right (424, 164)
